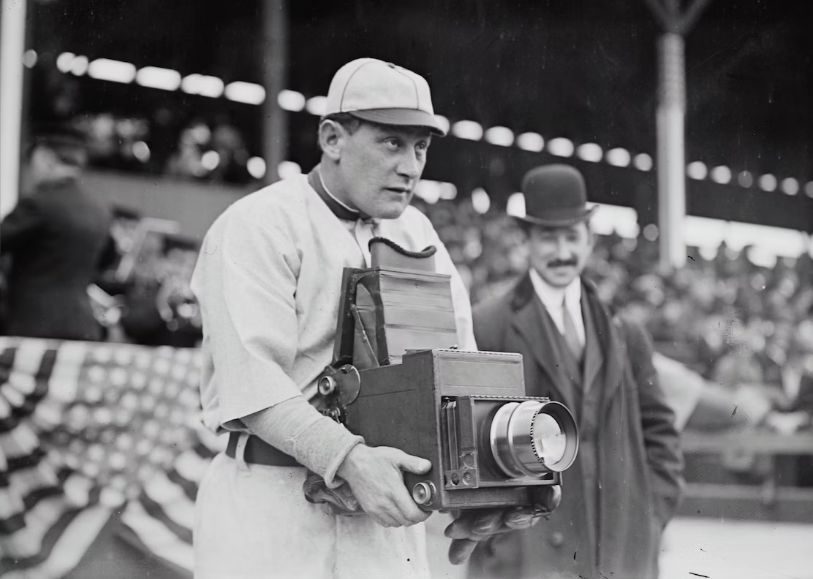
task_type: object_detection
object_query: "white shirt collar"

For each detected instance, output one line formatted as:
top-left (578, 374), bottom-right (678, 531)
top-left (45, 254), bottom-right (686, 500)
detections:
top-left (319, 169), bottom-right (360, 218)
top-left (529, 268), bottom-right (582, 311)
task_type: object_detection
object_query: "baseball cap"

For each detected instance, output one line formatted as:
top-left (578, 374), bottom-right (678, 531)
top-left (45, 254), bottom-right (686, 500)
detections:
top-left (324, 58), bottom-right (446, 136)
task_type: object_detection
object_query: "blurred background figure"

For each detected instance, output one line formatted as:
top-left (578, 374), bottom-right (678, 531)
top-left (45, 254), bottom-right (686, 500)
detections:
top-left (0, 123), bottom-right (112, 341)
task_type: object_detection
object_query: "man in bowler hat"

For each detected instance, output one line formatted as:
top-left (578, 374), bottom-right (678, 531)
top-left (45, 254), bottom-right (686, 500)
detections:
top-left (468, 164), bottom-right (684, 579)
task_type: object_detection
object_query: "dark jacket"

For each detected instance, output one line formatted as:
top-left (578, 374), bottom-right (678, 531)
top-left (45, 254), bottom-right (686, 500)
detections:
top-left (469, 273), bottom-right (684, 579)
top-left (0, 179), bottom-right (112, 341)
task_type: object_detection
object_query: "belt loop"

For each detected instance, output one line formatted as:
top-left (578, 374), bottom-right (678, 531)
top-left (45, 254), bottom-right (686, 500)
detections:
top-left (235, 432), bottom-right (250, 475)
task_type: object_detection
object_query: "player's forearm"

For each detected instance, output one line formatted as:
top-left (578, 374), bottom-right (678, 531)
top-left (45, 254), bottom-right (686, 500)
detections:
top-left (242, 396), bottom-right (364, 487)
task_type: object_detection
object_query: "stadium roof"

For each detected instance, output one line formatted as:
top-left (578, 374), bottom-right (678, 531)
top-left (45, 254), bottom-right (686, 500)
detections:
top-left (26, 0), bottom-right (813, 228)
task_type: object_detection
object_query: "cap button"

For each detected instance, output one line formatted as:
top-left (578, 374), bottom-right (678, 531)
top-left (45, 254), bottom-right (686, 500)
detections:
top-left (549, 532), bottom-right (565, 548)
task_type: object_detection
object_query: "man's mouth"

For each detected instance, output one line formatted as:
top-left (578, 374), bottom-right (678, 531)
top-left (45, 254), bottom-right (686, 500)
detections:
top-left (385, 187), bottom-right (411, 195)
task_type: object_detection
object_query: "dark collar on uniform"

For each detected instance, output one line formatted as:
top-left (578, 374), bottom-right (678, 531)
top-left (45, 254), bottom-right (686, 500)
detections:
top-left (308, 165), bottom-right (367, 222)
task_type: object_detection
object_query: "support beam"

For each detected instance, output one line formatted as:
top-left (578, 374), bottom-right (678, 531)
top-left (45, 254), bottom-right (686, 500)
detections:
top-left (656, 32), bottom-right (687, 271)
top-left (0, 0), bottom-right (28, 220)
top-left (261, 0), bottom-right (289, 186)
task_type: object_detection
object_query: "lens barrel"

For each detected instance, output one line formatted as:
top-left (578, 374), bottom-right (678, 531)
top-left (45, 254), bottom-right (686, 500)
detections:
top-left (488, 400), bottom-right (578, 478)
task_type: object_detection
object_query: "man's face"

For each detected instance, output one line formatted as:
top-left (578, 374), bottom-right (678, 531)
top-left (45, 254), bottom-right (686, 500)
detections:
top-left (528, 221), bottom-right (595, 288)
top-left (28, 145), bottom-right (86, 186)
top-left (333, 122), bottom-right (431, 219)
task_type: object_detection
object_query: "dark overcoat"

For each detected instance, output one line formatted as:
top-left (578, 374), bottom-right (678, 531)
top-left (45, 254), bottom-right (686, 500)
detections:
top-left (469, 273), bottom-right (684, 579)
top-left (0, 179), bottom-right (111, 341)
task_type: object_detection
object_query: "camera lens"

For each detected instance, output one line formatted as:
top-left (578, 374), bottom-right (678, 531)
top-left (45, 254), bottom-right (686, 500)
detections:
top-left (532, 413), bottom-right (567, 464)
top-left (489, 400), bottom-right (578, 478)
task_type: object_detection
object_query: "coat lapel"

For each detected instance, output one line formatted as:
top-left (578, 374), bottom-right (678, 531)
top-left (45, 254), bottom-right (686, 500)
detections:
top-left (510, 274), bottom-right (578, 412)
top-left (582, 287), bottom-right (626, 415)
top-left (581, 291), bottom-right (603, 395)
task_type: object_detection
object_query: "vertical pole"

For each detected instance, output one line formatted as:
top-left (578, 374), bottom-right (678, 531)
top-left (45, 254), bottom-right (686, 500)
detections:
top-left (262, 0), bottom-right (288, 186)
top-left (0, 0), bottom-right (28, 220)
top-left (656, 32), bottom-right (687, 272)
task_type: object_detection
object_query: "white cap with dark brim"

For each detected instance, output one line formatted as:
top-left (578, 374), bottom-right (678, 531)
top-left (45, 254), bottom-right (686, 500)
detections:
top-left (325, 58), bottom-right (446, 136)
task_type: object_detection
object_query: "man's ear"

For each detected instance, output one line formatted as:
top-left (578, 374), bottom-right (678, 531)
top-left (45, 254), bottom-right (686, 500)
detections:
top-left (318, 120), bottom-right (344, 162)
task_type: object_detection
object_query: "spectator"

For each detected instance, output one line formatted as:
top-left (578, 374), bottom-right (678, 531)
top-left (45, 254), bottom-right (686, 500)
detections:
top-left (0, 123), bottom-right (112, 341)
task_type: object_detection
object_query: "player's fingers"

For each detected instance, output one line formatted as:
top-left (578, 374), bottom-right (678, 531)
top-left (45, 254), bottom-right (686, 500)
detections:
top-left (448, 539), bottom-right (479, 565)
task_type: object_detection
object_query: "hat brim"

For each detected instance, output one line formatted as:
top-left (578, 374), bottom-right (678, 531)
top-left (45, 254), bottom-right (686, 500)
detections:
top-left (349, 109), bottom-right (447, 136)
top-left (514, 205), bottom-right (598, 228)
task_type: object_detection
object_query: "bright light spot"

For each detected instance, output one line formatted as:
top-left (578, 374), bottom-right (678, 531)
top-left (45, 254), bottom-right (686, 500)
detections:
top-left (747, 247), bottom-right (778, 269)
top-left (201, 151), bottom-right (220, 171)
top-left (685, 216), bottom-right (726, 250)
top-left (439, 182), bottom-right (457, 200)
top-left (247, 157), bottom-right (266, 179)
top-left (805, 182), bottom-right (813, 198)
top-left (737, 171), bottom-right (754, 188)
top-left (484, 126), bottom-right (514, 147)
top-left (547, 137), bottom-right (574, 157)
top-left (606, 148), bottom-right (631, 167)
top-left (181, 74), bottom-right (224, 98)
top-left (516, 132), bottom-right (544, 152)
top-left (687, 161), bottom-right (708, 180)
top-left (56, 52), bottom-right (75, 73)
top-left (643, 224), bottom-right (659, 241)
top-left (132, 141), bottom-right (150, 163)
top-left (305, 96), bottom-right (327, 116)
top-left (781, 177), bottom-right (799, 195)
top-left (710, 166), bottom-right (732, 184)
top-left (434, 115), bottom-right (450, 135)
top-left (591, 203), bottom-right (639, 239)
top-left (225, 81), bottom-right (266, 105)
top-left (88, 58), bottom-right (137, 84)
top-left (758, 174), bottom-right (777, 192)
top-left (576, 143), bottom-right (603, 163)
top-left (506, 192), bottom-right (526, 218)
top-left (451, 120), bottom-right (483, 141)
top-left (632, 152), bottom-right (652, 171)
top-left (136, 66), bottom-right (182, 91)
top-left (726, 221), bottom-right (805, 257)
top-left (415, 181), bottom-right (441, 204)
top-left (277, 161), bottom-right (302, 180)
top-left (70, 55), bottom-right (89, 76)
top-left (23, 50), bottom-right (37, 68)
top-left (471, 188), bottom-right (490, 214)
top-left (276, 90), bottom-right (305, 112)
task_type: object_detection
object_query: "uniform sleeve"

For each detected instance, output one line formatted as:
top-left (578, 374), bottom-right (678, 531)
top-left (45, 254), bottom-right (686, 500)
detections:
top-left (191, 209), bottom-right (304, 429)
top-left (624, 320), bottom-right (685, 528)
top-left (428, 225), bottom-right (478, 352)
top-left (0, 197), bottom-right (44, 253)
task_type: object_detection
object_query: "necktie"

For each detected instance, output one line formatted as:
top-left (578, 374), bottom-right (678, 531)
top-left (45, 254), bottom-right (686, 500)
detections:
top-left (562, 298), bottom-right (583, 363)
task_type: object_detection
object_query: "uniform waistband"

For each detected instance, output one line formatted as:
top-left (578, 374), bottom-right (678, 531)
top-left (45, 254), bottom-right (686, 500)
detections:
top-left (225, 432), bottom-right (301, 467)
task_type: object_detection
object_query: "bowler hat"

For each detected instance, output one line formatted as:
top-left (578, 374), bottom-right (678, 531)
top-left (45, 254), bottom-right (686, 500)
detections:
top-left (516, 164), bottom-right (597, 228)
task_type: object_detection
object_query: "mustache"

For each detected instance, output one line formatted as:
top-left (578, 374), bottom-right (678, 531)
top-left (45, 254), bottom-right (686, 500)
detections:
top-left (548, 258), bottom-right (578, 268)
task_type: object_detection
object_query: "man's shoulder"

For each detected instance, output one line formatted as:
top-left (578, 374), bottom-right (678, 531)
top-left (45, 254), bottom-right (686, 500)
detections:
top-left (472, 291), bottom-right (514, 326)
top-left (391, 204), bottom-right (435, 232)
top-left (210, 176), bottom-right (312, 233)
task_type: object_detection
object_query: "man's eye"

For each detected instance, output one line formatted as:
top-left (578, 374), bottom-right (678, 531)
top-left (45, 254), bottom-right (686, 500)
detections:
top-left (384, 139), bottom-right (400, 149)
top-left (416, 141), bottom-right (429, 152)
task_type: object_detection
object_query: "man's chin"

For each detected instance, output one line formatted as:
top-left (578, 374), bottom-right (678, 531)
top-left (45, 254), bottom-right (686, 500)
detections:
top-left (540, 268), bottom-right (577, 288)
top-left (368, 200), bottom-right (411, 220)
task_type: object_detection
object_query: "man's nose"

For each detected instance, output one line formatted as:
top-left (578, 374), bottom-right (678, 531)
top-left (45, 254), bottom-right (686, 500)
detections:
top-left (555, 237), bottom-right (570, 259)
top-left (396, 150), bottom-right (421, 180)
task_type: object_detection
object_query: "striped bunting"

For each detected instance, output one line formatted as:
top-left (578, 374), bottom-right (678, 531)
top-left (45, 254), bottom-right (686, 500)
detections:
top-left (0, 338), bottom-right (211, 579)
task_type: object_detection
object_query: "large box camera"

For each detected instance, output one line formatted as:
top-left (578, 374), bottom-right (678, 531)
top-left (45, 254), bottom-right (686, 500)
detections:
top-left (318, 241), bottom-right (578, 511)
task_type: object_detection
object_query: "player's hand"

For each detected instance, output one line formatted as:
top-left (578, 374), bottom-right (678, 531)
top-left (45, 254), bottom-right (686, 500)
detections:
top-left (444, 485), bottom-right (561, 565)
top-left (337, 444), bottom-right (432, 528)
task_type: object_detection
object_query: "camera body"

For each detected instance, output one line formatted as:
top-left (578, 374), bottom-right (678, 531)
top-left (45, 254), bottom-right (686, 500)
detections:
top-left (344, 348), bottom-right (576, 510)
top-left (320, 252), bottom-right (578, 511)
